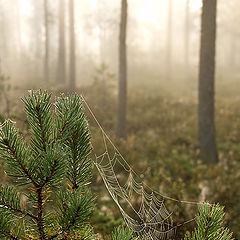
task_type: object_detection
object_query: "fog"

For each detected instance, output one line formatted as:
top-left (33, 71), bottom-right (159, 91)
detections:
top-left (0, 0), bottom-right (240, 239)
top-left (1, 0), bottom-right (239, 89)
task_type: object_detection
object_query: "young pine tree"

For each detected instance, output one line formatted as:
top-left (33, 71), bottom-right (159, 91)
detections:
top-left (185, 202), bottom-right (234, 240)
top-left (112, 226), bottom-right (138, 240)
top-left (0, 90), bottom-right (95, 240)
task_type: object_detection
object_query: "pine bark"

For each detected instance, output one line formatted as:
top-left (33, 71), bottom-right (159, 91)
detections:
top-left (44, 0), bottom-right (49, 83)
top-left (198, 0), bottom-right (218, 163)
top-left (56, 0), bottom-right (66, 84)
top-left (117, 0), bottom-right (128, 140)
top-left (69, 0), bottom-right (76, 92)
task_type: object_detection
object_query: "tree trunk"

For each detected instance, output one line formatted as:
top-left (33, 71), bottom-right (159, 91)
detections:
top-left (185, 0), bottom-right (190, 74)
top-left (166, 0), bottom-right (173, 81)
top-left (56, 0), bottom-right (66, 84)
top-left (44, 0), bottom-right (49, 83)
top-left (117, 0), bottom-right (128, 140)
top-left (69, 0), bottom-right (76, 92)
top-left (198, 0), bottom-right (218, 163)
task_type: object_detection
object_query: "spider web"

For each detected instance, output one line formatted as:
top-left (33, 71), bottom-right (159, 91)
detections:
top-left (81, 96), bottom-right (202, 240)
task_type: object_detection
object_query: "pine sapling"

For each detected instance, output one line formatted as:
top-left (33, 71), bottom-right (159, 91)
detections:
top-left (184, 202), bottom-right (234, 240)
top-left (112, 226), bottom-right (138, 240)
top-left (0, 90), bottom-right (95, 240)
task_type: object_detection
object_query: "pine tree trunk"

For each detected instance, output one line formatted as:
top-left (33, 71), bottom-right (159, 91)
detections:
top-left (117, 0), bottom-right (128, 140)
top-left (69, 0), bottom-right (76, 92)
top-left (56, 0), bottom-right (66, 84)
top-left (166, 0), bottom-right (173, 81)
top-left (198, 0), bottom-right (218, 163)
top-left (44, 0), bottom-right (49, 83)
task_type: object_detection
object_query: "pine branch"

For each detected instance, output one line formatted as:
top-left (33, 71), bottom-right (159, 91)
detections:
top-left (50, 121), bottom-right (69, 146)
top-left (0, 185), bottom-right (38, 240)
top-left (185, 202), bottom-right (234, 240)
top-left (47, 233), bottom-right (60, 240)
top-left (1, 202), bottom-right (37, 221)
top-left (112, 226), bottom-right (138, 240)
top-left (0, 120), bottom-right (38, 187)
top-left (39, 157), bottom-right (59, 188)
top-left (0, 208), bottom-right (17, 239)
top-left (65, 205), bottom-right (82, 232)
top-left (3, 138), bottom-right (38, 187)
top-left (55, 94), bottom-right (92, 189)
top-left (35, 103), bottom-right (47, 153)
top-left (56, 187), bottom-right (94, 237)
top-left (22, 90), bottom-right (53, 157)
top-left (0, 229), bottom-right (19, 240)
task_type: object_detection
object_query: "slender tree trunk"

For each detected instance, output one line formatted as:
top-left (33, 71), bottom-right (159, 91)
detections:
top-left (69, 0), bottom-right (76, 92)
top-left (117, 0), bottom-right (128, 140)
top-left (166, 0), bottom-right (173, 81)
top-left (185, 0), bottom-right (190, 74)
top-left (44, 0), bottom-right (49, 83)
top-left (198, 0), bottom-right (218, 163)
top-left (56, 0), bottom-right (66, 84)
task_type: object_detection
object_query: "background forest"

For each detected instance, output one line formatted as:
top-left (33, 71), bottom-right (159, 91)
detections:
top-left (0, 0), bottom-right (240, 239)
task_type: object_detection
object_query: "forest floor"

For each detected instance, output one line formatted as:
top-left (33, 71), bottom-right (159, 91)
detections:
top-left (0, 76), bottom-right (239, 239)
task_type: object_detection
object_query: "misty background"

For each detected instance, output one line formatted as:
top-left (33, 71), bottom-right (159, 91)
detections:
top-left (0, 0), bottom-right (240, 239)
top-left (1, 0), bottom-right (239, 88)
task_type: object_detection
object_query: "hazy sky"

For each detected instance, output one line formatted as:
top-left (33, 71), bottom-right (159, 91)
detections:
top-left (1, 0), bottom-right (239, 84)
top-left (16, 0), bottom-right (203, 53)
top-left (19, 0), bottom-right (203, 23)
